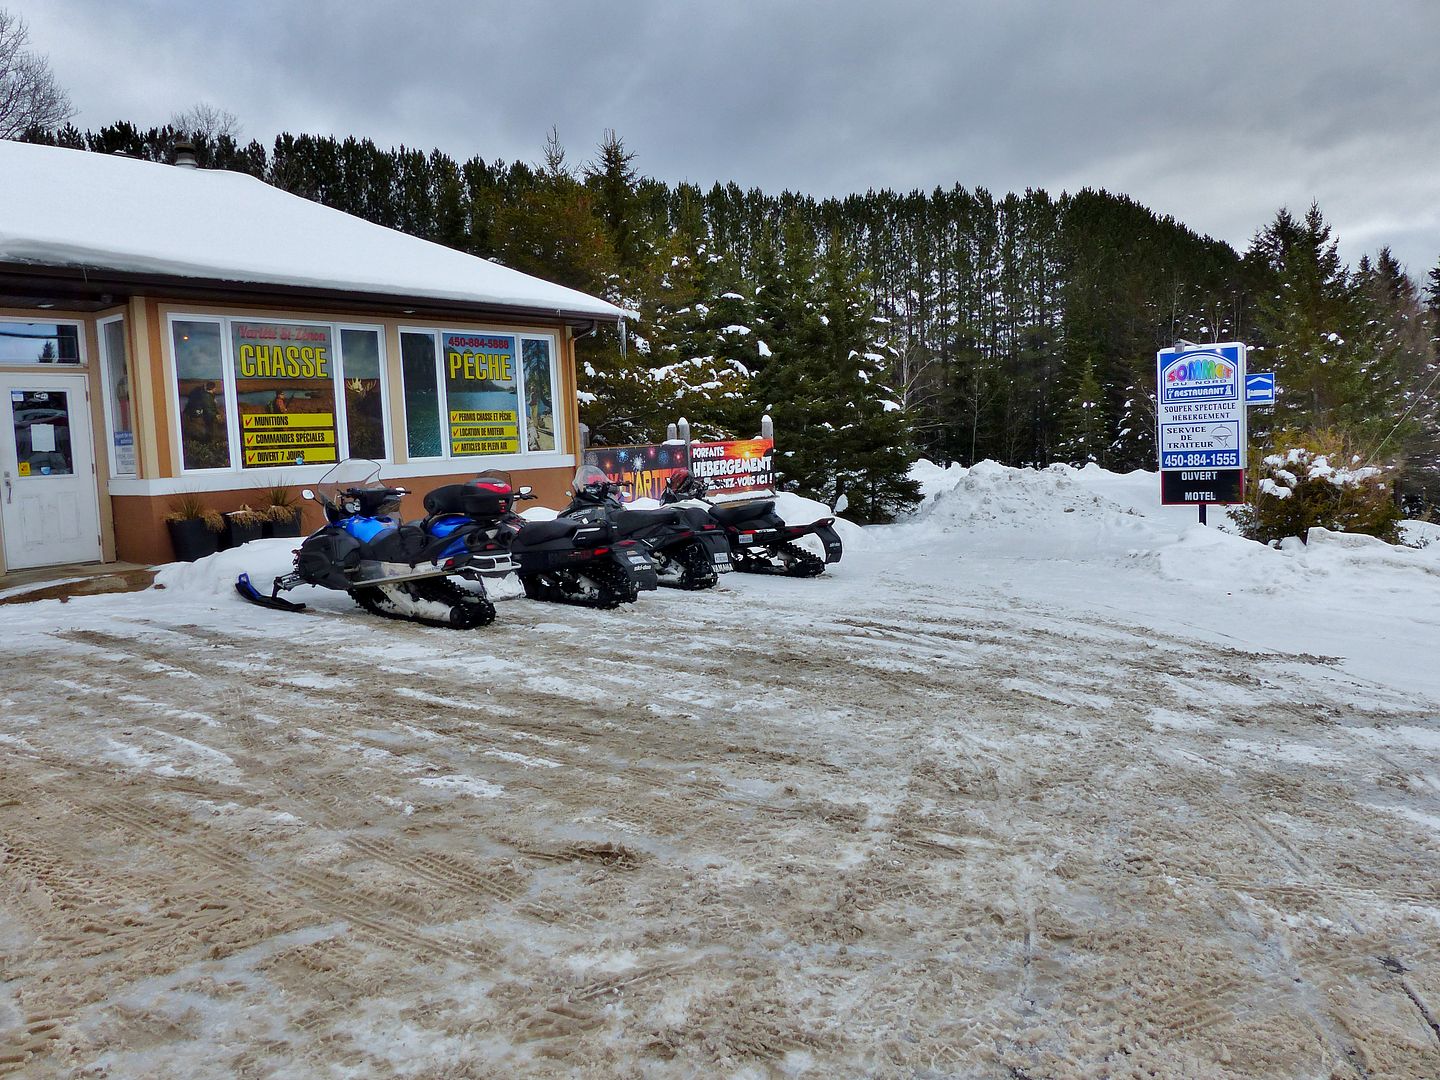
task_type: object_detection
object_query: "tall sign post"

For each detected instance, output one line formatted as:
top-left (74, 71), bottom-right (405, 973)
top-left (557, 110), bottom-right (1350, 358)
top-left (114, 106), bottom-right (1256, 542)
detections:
top-left (1156, 342), bottom-right (1248, 523)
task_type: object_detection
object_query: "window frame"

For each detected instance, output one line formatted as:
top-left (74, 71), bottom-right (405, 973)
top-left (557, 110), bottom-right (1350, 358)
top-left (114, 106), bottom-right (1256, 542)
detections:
top-left (165, 311), bottom-right (388, 476)
top-left (520, 333), bottom-right (562, 454)
top-left (400, 325), bottom-right (562, 462)
top-left (0, 317), bottom-right (87, 367)
top-left (95, 313), bottom-right (136, 478)
top-left (398, 327), bottom-right (444, 462)
top-left (337, 323), bottom-right (393, 465)
top-left (167, 314), bottom-right (232, 473)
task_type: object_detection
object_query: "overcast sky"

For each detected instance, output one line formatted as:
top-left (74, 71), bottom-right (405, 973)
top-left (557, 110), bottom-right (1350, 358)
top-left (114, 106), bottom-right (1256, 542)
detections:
top-left (25, 0), bottom-right (1440, 276)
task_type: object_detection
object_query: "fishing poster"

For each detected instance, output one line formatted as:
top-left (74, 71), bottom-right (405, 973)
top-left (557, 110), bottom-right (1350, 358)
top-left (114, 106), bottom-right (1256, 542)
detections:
top-left (443, 333), bottom-right (522, 456)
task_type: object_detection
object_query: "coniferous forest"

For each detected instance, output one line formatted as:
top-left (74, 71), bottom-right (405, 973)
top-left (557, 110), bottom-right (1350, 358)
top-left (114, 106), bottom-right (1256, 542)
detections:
top-left (27, 122), bottom-right (1440, 522)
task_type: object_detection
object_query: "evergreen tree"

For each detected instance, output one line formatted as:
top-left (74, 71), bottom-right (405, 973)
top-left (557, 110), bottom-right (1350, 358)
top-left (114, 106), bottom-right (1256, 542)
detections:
top-left (1425, 258), bottom-right (1440, 358)
top-left (1056, 357), bottom-right (1106, 465)
top-left (1250, 205), bottom-right (1411, 443)
top-left (584, 130), bottom-right (646, 286)
top-left (751, 222), bottom-right (918, 521)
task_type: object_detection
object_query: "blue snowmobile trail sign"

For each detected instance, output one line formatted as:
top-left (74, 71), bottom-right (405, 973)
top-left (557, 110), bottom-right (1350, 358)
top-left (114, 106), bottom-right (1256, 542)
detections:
top-left (1246, 372), bottom-right (1276, 405)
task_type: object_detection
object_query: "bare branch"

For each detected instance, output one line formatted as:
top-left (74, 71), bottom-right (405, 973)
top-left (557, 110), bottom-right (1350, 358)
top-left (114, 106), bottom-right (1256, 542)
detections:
top-left (0, 9), bottom-right (73, 140)
top-left (170, 102), bottom-right (242, 143)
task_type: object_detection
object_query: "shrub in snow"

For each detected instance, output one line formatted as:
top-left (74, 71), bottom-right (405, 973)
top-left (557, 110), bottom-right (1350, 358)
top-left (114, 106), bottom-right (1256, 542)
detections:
top-left (1229, 430), bottom-right (1402, 545)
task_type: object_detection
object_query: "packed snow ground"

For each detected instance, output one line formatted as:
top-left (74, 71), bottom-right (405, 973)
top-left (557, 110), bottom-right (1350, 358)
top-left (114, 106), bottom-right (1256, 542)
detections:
top-left (2, 462), bottom-right (1439, 1078)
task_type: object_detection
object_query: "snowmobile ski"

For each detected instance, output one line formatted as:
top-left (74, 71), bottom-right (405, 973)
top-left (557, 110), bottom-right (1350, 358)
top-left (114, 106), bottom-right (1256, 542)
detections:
top-left (235, 572), bottom-right (307, 612)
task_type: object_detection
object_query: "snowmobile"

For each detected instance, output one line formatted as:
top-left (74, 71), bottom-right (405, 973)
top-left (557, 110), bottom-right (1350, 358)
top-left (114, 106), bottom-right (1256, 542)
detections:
top-left (660, 469), bottom-right (843, 577)
top-left (235, 459), bottom-right (496, 628)
top-left (561, 465), bottom-right (732, 590)
top-left (420, 470), bottom-right (658, 609)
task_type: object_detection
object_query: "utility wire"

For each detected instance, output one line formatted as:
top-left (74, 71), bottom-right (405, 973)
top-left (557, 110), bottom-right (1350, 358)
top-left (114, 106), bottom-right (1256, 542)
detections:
top-left (1359, 363), bottom-right (1440, 467)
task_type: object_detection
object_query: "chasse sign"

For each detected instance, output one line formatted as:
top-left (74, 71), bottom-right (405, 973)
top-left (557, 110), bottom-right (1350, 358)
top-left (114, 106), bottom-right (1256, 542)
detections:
top-left (232, 322), bottom-right (338, 467)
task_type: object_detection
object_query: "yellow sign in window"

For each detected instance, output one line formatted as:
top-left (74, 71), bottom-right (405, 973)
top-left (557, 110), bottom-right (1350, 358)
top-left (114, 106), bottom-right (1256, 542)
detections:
top-left (242, 413), bottom-right (335, 430)
top-left (243, 446), bottom-right (339, 467)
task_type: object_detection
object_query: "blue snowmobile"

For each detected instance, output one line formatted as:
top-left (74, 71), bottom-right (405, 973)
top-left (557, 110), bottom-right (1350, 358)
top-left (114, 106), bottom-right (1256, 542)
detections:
top-left (235, 459), bottom-right (496, 628)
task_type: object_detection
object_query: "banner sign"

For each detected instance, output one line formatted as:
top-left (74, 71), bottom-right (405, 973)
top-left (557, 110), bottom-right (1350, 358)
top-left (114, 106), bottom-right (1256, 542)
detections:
top-left (689, 438), bottom-right (775, 495)
top-left (582, 443), bottom-right (690, 503)
top-left (582, 436), bottom-right (778, 501)
top-left (444, 333), bottom-right (521, 456)
top-left (1156, 342), bottom-right (1246, 505)
top-left (233, 321), bottom-right (338, 468)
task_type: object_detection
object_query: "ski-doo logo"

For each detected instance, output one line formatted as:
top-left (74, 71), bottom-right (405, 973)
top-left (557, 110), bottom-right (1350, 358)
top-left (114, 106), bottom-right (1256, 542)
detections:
top-left (1160, 349), bottom-right (1239, 404)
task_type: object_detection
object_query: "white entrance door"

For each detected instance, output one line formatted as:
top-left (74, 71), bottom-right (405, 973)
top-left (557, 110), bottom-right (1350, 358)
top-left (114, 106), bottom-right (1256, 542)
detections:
top-left (0, 373), bottom-right (103, 570)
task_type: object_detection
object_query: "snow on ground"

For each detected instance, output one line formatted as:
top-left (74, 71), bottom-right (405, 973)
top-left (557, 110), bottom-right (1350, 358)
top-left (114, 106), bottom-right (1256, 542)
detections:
top-left (2, 462), bottom-right (1439, 1078)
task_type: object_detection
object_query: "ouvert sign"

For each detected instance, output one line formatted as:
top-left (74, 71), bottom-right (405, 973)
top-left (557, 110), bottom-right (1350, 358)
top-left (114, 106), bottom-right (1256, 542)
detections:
top-left (1156, 342), bottom-right (1247, 508)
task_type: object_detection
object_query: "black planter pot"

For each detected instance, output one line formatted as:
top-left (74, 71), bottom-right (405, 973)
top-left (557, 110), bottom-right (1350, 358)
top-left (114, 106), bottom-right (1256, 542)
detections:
top-left (167, 518), bottom-right (220, 562)
top-left (224, 515), bottom-right (265, 549)
top-left (263, 512), bottom-right (303, 538)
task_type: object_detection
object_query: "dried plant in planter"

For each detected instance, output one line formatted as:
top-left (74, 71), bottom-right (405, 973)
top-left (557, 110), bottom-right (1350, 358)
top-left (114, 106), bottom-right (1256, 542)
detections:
top-left (162, 492), bottom-right (224, 532)
top-left (262, 483), bottom-right (300, 523)
top-left (163, 492), bottom-right (224, 561)
top-left (260, 482), bottom-right (304, 537)
top-left (226, 505), bottom-right (269, 528)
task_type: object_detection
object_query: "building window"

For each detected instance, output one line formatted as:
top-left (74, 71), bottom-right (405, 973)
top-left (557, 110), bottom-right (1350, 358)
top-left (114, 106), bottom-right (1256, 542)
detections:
top-left (400, 328), bottom-right (561, 461)
top-left (401, 331), bottom-right (442, 458)
top-left (98, 316), bottom-right (136, 477)
top-left (522, 337), bottom-right (557, 451)
top-left (10, 389), bottom-right (75, 475)
top-left (172, 320), bottom-right (231, 470)
top-left (341, 328), bottom-right (386, 460)
top-left (168, 314), bottom-right (390, 474)
top-left (230, 320), bottom-right (338, 469)
top-left (442, 332), bottom-right (521, 457)
top-left (0, 321), bottom-right (81, 364)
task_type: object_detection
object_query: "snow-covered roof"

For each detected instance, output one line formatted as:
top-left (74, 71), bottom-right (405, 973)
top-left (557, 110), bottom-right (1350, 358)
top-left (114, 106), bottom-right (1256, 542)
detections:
top-left (0, 141), bottom-right (629, 321)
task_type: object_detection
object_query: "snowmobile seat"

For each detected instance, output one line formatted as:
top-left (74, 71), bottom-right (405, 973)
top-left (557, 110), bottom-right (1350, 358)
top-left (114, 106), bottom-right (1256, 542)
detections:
top-left (615, 508), bottom-right (682, 536)
top-left (709, 500), bottom-right (777, 527)
top-left (513, 518), bottom-right (582, 545)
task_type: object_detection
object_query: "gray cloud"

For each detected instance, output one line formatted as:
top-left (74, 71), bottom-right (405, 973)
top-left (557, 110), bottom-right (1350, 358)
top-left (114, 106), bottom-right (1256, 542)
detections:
top-left (24, 0), bottom-right (1440, 274)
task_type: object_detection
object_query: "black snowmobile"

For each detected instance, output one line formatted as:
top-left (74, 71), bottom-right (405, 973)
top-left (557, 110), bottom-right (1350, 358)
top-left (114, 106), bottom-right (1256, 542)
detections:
top-left (421, 470), bottom-right (659, 609)
top-left (561, 465), bottom-right (732, 590)
top-left (660, 469), bottom-right (843, 577)
top-left (235, 459), bottom-right (496, 628)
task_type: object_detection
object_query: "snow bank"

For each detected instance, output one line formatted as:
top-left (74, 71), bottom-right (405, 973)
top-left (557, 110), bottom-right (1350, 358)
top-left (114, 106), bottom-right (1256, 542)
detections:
top-left (1400, 520), bottom-right (1440, 548)
top-left (155, 539), bottom-right (311, 601)
top-left (908, 458), bottom-right (967, 506)
top-left (772, 491), bottom-right (870, 551)
top-left (907, 460), bottom-right (1161, 560)
top-left (892, 459), bottom-right (1440, 604)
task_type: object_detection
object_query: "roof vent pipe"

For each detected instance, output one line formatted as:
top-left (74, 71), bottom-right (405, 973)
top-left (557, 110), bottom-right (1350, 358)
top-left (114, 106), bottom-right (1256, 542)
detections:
top-left (173, 139), bottom-right (199, 169)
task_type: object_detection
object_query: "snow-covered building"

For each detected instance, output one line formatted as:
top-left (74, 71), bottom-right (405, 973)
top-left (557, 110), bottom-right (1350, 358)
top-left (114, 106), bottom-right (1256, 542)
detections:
top-left (0, 141), bottom-right (626, 572)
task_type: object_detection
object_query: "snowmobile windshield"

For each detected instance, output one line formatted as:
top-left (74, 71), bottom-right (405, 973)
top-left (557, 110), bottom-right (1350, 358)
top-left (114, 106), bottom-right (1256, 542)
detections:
top-left (315, 458), bottom-right (382, 505)
top-left (573, 465), bottom-right (611, 490)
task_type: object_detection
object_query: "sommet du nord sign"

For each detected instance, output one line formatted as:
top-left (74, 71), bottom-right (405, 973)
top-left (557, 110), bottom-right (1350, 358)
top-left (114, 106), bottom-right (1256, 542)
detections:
top-left (1156, 343), bottom-right (1247, 506)
top-left (1163, 353), bottom-right (1237, 401)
